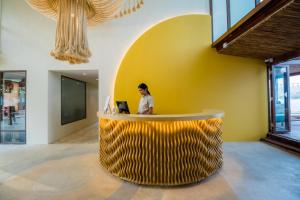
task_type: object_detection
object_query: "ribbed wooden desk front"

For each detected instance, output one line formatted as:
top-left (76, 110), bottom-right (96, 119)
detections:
top-left (99, 112), bottom-right (224, 186)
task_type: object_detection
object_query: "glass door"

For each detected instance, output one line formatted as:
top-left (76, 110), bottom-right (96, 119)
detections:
top-left (270, 65), bottom-right (291, 133)
top-left (0, 71), bottom-right (26, 144)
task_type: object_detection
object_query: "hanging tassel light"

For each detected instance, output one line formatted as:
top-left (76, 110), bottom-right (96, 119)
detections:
top-left (26, 0), bottom-right (144, 64)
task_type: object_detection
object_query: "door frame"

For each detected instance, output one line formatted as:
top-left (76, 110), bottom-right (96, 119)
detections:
top-left (267, 63), bottom-right (274, 133)
top-left (268, 63), bottom-right (291, 133)
top-left (0, 70), bottom-right (27, 144)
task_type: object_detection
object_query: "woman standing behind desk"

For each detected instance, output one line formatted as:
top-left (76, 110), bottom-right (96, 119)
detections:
top-left (137, 83), bottom-right (154, 114)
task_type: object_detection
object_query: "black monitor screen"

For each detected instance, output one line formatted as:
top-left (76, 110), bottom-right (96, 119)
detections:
top-left (116, 101), bottom-right (130, 114)
top-left (61, 76), bottom-right (86, 125)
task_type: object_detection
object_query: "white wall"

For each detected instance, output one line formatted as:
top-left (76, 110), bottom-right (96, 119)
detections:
top-left (0, 0), bottom-right (209, 144)
top-left (48, 72), bottom-right (98, 143)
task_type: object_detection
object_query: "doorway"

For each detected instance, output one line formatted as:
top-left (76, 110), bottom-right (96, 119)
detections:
top-left (0, 71), bottom-right (26, 144)
top-left (290, 66), bottom-right (300, 140)
top-left (48, 70), bottom-right (98, 144)
top-left (268, 59), bottom-right (300, 141)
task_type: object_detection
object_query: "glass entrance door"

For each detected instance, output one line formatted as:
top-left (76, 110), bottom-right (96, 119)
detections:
top-left (271, 65), bottom-right (291, 133)
top-left (0, 71), bottom-right (26, 144)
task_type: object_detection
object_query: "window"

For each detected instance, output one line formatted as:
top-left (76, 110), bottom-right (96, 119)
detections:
top-left (211, 0), bottom-right (228, 42)
top-left (230, 0), bottom-right (255, 26)
top-left (211, 0), bottom-right (262, 42)
top-left (0, 71), bottom-right (26, 144)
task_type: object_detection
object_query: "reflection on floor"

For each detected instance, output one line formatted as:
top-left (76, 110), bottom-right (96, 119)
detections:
top-left (55, 123), bottom-right (98, 144)
top-left (0, 126), bottom-right (300, 200)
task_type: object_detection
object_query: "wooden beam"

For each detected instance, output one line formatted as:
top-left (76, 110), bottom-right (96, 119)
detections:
top-left (273, 49), bottom-right (300, 65)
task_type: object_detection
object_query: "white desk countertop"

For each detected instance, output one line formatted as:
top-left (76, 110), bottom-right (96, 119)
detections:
top-left (98, 110), bottom-right (224, 121)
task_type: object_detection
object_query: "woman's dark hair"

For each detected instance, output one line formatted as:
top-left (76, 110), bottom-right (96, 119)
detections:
top-left (138, 83), bottom-right (151, 95)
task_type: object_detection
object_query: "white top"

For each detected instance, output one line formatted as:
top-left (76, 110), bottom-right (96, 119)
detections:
top-left (138, 95), bottom-right (154, 114)
top-left (99, 110), bottom-right (224, 121)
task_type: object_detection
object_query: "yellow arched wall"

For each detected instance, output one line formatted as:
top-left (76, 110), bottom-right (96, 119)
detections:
top-left (114, 14), bottom-right (268, 141)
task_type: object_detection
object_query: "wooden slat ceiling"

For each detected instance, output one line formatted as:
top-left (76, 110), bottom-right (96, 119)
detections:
top-left (212, 0), bottom-right (300, 60)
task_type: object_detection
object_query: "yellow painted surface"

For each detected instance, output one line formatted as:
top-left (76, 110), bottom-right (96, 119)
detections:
top-left (114, 14), bottom-right (268, 141)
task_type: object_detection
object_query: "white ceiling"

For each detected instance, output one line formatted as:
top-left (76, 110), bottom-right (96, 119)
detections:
top-left (51, 70), bottom-right (99, 85)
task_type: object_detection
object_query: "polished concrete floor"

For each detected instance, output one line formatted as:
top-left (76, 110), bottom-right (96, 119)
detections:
top-left (0, 125), bottom-right (300, 200)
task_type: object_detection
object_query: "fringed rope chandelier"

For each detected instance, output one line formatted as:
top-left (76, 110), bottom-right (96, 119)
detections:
top-left (26, 0), bottom-right (144, 64)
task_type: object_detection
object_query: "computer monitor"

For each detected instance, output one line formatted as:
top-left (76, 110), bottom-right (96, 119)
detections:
top-left (103, 96), bottom-right (111, 114)
top-left (116, 101), bottom-right (130, 114)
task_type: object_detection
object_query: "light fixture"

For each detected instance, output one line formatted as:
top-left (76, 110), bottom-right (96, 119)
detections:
top-left (264, 58), bottom-right (274, 63)
top-left (222, 42), bottom-right (228, 49)
top-left (26, 0), bottom-right (144, 64)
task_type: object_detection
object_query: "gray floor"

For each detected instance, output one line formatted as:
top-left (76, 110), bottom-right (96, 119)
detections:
top-left (0, 126), bottom-right (299, 200)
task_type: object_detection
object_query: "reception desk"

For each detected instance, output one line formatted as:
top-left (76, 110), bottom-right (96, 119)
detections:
top-left (98, 111), bottom-right (224, 186)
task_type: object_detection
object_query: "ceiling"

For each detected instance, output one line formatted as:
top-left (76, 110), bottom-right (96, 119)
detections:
top-left (213, 0), bottom-right (300, 60)
top-left (51, 70), bottom-right (99, 85)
